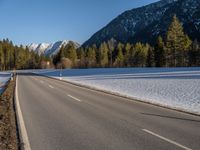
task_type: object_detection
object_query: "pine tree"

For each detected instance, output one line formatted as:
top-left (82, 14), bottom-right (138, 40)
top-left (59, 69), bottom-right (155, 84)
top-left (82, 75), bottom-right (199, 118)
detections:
top-left (52, 46), bottom-right (63, 67)
top-left (196, 41), bottom-right (200, 66)
top-left (9, 41), bottom-right (15, 69)
top-left (68, 46), bottom-right (77, 66)
top-left (59, 46), bottom-right (65, 59)
top-left (88, 44), bottom-right (98, 66)
top-left (132, 43), bottom-right (148, 67)
top-left (124, 43), bottom-right (132, 67)
top-left (131, 43), bottom-right (142, 67)
top-left (114, 43), bottom-right (124, 67)
top-left (107, 38), bottom-right (117, 67)
top-left (166, 15), bottom-right (191, 67)
top-left (15, 46), bottom-right (26, 69)
top-left (86, 47), bottom-right (96, 68)
top-left (99, 42), bottom-right (109, 67)
top-left (62, 43), bottom-right (77, 66)
top-left (2, 40), bottom-right (8, 70)
top-left (154, 36), bottom-right (166, 67)
top-left (188, 39), bottom-right (200, 66)
top-left (0, 44), bottom-right (4, 70)
top-left (79, 48), bottom-right (86, 68)
top-left (146, 47), bottom-right (154, 67)
top-left (182, 35), bottom-right (192, 66)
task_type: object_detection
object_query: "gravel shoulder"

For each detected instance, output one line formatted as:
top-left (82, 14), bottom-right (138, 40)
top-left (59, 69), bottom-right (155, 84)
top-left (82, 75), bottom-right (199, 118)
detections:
top-left (0, 77), bottom-right (19, 150)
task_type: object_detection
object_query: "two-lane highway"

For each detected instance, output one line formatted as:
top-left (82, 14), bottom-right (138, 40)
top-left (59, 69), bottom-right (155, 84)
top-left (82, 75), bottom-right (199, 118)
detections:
top-left (16, 73), bottom-right (200, 150)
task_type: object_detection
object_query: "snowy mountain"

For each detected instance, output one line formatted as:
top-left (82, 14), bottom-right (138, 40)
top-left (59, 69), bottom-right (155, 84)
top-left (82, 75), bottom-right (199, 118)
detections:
top-left (45, 40), bottom-right (69, 56)
top-left (28, 43), bottom-right (39, 51)
top-left (83, 0), bottom-right (200, 46)
top-left (27, 40), bottom-right (80, 56)
top-left (35, 43), bottom-right (51, 55)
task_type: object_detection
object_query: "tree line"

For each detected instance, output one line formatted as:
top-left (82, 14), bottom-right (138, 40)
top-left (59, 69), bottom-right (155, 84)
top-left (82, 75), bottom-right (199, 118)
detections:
top-left (0, 39), bottom-right (51, 71)
top-left (1, 15), bottom-right (200, 70)
top-left (53, 15), bottom-right (200, 69)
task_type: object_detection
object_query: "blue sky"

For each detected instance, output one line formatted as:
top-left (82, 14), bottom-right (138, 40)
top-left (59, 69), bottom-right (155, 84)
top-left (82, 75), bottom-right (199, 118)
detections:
top-left (0, 0), bottom-right (159, 45)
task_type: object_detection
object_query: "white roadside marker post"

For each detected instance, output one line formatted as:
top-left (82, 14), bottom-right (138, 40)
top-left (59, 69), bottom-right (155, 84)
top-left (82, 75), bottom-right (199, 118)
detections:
top-left (11, 73), bottom-right (13, 81)
top-left (60, 66), bottom-right (62, 80)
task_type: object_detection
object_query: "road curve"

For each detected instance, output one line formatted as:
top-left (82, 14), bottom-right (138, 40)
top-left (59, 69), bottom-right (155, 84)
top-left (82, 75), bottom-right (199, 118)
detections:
top-left (17, 73), bottom-right (200, 150)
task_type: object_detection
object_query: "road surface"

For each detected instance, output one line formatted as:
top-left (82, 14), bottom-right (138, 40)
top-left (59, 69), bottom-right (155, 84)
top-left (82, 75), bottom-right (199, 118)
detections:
top-left (16, 73), bottom-right (200, 150)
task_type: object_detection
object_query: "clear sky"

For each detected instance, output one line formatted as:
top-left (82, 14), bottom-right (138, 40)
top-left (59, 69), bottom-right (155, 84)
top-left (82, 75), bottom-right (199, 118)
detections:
top-left (0, 0), bottom-right (159, 45)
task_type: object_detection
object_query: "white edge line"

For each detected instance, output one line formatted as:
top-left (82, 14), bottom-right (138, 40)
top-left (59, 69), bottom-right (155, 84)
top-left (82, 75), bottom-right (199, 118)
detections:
top-left (15, 76), bottom-right (31, 150)
top-left (67, 94), bottom-right (81, 102)
top-left (142, 129), bottom-right (192, 150)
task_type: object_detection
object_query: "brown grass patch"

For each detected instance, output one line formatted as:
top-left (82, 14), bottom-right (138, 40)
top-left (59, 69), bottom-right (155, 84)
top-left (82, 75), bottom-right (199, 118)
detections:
top-left (0, 77), bottom-right (19, 150)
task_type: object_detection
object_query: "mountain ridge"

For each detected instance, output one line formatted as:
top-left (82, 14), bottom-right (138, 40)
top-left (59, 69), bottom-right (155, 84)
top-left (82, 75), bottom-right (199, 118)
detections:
top-left (83, 0), bottom-right (200, 47)
top-left (27, 40), bottom-right (80, 56)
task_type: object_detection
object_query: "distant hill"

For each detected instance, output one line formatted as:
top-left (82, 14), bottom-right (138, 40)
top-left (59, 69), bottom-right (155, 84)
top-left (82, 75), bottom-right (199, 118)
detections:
top-left (83, 0), bottom-right (200, 47)
top-left (28, 40), bottom-right (80, 56)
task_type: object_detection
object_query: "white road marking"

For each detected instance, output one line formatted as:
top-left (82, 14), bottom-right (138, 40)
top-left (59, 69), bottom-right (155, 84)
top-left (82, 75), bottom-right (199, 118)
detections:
top-left (31, 77), bottom-right (36, 81)
top-left (142, 129), bottom-right (192, 150)
top-left (48, 84), bottom-right (54, 89)
top-left (15, 76), bottom-right (31, 150)
top-left (67, 94), bottom-right (82, 102)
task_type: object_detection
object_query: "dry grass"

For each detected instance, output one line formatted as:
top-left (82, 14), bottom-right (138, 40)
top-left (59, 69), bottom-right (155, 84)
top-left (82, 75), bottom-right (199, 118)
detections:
top-left (0, 77), bottom-right (19, 150)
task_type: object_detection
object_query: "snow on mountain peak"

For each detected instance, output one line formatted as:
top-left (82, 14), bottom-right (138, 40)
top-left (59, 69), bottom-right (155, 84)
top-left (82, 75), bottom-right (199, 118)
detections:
top-left (44, 40), bottom-right (69, 56)
top-left (35, 43), bottom-right (51, 55)
top-left (27, 40), bottom-right (80, 57)
top-left (28, 43), bottom-right (39, 51)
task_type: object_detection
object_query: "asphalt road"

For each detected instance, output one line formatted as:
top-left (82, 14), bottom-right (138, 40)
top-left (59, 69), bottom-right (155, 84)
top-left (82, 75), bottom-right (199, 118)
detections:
top-left (17, 73), bottom-right (200, 150)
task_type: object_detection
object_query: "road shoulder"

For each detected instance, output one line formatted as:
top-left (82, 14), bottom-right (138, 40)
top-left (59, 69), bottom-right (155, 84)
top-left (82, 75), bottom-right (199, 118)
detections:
top-left (0, 76), bottom-right (19, 149)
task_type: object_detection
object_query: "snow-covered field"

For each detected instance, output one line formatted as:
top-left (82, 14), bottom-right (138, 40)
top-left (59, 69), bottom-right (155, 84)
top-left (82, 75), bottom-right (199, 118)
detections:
top-left (0, 73), bottom-right (11, 94)
top-left (34, 68), bottom-right (200, 115)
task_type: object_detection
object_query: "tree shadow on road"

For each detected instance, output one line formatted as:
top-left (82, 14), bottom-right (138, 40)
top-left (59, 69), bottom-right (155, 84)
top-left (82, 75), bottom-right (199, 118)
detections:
top-left (141, 113), bottom-right (200, 123)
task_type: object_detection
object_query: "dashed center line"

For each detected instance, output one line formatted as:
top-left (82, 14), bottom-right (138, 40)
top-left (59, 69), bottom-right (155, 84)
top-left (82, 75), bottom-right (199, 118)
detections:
top-left (142, 129), bottom-right (192, 150)
top-left (48, 85), bottom-right (54, 89)
top-left (67, 94), bottom-right (82, 102)
top-left (31, 77), bottom-right (37, 80)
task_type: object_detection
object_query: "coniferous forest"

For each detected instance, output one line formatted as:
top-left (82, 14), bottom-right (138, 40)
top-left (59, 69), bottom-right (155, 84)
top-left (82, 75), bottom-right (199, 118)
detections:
top-left (0, 39), bottom-right (51, 71)
top-left (53, 15), bottom-right (200, 69)
top-left (1, 15), bottom-right (200, 71)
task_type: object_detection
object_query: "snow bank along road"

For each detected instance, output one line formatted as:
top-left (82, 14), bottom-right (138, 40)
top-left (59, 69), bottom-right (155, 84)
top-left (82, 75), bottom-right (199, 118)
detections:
top-left (36, 68), bottom-right (200, 115)
top-left (16, 73), bottom-right (200, 150)
top-left (0, 72), bottom-right (11, 94)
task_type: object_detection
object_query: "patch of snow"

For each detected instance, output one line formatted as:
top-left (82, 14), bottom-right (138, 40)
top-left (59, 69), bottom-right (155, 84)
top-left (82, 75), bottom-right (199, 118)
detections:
top-left (0, 72), bottom-right (11, 94)
top-left (27, 40), bottom-right (80, 56)
top-left (35, 43), bottom-right (51, 55)
top-left (44, 40), bottom-right (69, 56)
top-left (28, 43), bottom-right (39, 51)
top-left (34, 68), bottom-right (200, 115)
